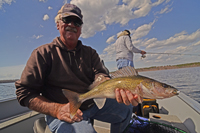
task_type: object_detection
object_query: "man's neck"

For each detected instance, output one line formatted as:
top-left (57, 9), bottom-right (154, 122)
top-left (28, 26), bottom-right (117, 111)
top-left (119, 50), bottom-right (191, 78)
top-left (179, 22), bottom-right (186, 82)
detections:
top-left (60, 37), bottom-right (78, 50)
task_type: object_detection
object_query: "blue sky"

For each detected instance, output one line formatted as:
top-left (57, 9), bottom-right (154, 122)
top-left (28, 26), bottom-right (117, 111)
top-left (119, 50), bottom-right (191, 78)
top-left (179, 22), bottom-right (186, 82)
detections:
top-left (0, 0), bottom-right (200, 80)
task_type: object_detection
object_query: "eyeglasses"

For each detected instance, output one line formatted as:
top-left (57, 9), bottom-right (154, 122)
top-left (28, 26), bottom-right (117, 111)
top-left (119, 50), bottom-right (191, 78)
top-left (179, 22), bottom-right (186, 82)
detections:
top-left (62, 17), bottom-right (83, 27)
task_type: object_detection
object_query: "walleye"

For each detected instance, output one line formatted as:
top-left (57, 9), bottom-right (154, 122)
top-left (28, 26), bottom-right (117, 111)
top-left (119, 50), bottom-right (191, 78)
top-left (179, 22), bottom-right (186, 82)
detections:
top-left (62, 66), bottom-right (179, 118)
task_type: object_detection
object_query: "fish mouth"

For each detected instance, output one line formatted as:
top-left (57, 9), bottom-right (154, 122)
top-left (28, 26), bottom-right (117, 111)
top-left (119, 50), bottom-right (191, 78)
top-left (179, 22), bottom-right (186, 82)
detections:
top-left (65, 27), bottom-right (77, 33)
top-left (173, 90), bottom-right (180, 95)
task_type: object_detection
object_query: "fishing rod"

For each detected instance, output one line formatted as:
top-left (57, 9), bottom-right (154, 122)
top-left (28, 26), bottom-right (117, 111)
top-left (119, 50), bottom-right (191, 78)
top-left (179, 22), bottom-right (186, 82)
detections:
top-left (141, 52), bottom-right (200, 58)
top-left (147, 52), bottom-right (200, 56)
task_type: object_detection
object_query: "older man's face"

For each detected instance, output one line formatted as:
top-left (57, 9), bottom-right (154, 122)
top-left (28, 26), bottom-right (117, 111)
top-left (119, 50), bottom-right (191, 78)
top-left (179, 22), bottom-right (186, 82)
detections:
top-left (57, 16), bottom-right (82, 49)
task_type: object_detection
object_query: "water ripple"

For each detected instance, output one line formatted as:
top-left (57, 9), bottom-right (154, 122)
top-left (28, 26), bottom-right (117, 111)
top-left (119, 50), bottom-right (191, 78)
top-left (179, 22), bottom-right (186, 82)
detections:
top-left (140, 67), bottom-right (200, 103)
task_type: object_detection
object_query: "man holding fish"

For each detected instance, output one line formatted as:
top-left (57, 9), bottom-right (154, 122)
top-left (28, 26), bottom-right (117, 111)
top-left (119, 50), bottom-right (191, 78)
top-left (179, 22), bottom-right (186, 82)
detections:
top-left (15, 3), bottom-right (144, 133)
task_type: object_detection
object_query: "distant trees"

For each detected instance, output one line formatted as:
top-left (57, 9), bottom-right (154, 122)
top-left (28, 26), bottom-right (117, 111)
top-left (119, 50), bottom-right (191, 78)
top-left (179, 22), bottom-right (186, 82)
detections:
top-left (0, 79), bottom-right (18, 83)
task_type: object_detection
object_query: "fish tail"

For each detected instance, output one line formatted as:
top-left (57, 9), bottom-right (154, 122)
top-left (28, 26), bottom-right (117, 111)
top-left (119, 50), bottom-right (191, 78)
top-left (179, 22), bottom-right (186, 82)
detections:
top-left (62, 89), bottom-right (82, 119)
top-left (69, 98), bottom-right (82, 119)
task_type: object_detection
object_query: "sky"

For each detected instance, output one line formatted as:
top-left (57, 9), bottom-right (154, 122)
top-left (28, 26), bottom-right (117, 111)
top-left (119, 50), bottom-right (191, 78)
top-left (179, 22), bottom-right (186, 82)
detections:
top-left (0, 0), bottom-right (200, 80)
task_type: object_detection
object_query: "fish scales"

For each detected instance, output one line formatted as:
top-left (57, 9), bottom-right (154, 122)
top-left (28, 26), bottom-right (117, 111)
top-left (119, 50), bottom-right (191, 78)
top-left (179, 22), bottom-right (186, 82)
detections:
top-left (62, 66), bottom-right (179, 118)
top-left (80, 76), bottom-right (142, 101)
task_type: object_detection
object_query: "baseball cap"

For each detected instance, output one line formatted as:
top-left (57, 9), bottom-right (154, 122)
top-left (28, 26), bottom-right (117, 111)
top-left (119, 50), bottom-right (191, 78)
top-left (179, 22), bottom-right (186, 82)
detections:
top-left (58, 4), bottom-right (83, 21)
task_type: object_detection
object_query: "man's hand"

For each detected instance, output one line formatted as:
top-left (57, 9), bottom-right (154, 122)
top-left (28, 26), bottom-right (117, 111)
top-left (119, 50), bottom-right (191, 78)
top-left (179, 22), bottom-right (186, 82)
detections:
top-left (28, 96), bottom-right (83, 123)
top-left (141, 50), bottom-right (146, 55)
top-left (56, 103), bottom-right (83, 123)
top-left (115, 88), bottom-right (143, 106)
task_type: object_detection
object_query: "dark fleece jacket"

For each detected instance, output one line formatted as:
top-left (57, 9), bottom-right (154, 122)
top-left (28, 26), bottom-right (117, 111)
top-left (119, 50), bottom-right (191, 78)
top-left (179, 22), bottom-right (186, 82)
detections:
top-left (15, 37), bottom-right (109, 111)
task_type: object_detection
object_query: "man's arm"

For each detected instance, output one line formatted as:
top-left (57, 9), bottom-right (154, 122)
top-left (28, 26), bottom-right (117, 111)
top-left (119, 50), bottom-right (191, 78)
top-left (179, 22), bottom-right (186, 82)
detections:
top-left (16, 49), bottom-right (83, 123)
top-left (28, 96), bottom-right (83, 123)
top-left (125, 36), bottom-right (141, 53)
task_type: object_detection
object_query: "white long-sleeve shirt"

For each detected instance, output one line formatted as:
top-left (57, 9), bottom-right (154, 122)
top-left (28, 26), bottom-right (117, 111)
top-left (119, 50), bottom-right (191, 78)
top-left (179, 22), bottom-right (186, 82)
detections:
top-left (115, 35), bottom-right (141, 61)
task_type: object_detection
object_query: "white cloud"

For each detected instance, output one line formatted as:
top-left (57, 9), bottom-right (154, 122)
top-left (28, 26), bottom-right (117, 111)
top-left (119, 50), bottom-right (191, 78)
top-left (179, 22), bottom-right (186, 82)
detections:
top-left (71, 0), bottom-right (119, 38)
top-left (152, 0), bottom-right (165, 6)
top-left (43, 14), bottom-right (49, 21)
top-left (48, 6), bottom-right (53, 10)
top-left (105, 4), bottom-right (134, 25)
top-left (173, 31), bottom-right (187, 37)
top-left (143, 45), bottom-right (193, 65)
top-left (155, 3), bottom-right (173, 15)
top-left (131, 20), bottom-right (156, 40)
top-left (63, 0), bottom-right (68, 4)
top-left (39, 0), bottom-right (47, 2)
top-left (165, 0), bottom-right (171, 4)
top-left (132, 39), bottom-right (143, 46)
top-left (32, 35), bottom-right (43, 39)
top-left (106, 35), bottom-right (116, 44)
top-left (0, 0), bottom-right (15, 9)
top-left (133, 2), bottom-right (152, 18)
top-left (100, 43), bottom-right (116, 62)
top-left (144, 29), bottom-right (200, 49)
top-left (70, 0), bottom-right (165, 38)
top-left (193, 40), bottom-right (200, 46)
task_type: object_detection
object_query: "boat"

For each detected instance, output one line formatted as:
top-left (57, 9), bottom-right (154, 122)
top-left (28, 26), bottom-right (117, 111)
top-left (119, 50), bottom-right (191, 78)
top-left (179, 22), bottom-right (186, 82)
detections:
top-left (0, 91), bottom-right (200, 133)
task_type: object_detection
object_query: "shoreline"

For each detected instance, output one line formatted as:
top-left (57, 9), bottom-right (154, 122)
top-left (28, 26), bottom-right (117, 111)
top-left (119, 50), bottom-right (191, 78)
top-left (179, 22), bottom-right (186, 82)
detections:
top-left (136, 65), bottom-right (200, 72)
top-left (1, 62), bottom-right (200, 83)
top-left (0, 79), bottom-right (18, 83)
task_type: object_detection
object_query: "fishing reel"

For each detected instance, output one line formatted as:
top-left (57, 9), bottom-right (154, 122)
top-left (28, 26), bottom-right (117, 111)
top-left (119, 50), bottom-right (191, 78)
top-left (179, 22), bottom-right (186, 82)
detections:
top-left (141, 54), bottom-right (146, 58)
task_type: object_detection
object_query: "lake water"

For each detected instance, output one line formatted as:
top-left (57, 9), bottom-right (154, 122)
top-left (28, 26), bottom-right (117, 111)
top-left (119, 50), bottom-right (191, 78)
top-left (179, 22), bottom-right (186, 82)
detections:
top-left (0, 67), bottom-right (200, 103)
top-left (0, 82), bottom-right (16, 101)
top-left (139, 67), bottom-right (200, 103)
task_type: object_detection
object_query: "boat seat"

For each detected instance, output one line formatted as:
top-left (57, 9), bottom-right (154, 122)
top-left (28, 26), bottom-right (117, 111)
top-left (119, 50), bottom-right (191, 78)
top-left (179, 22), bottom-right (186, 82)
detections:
top-left (33, 117), bottom-right (52, 133)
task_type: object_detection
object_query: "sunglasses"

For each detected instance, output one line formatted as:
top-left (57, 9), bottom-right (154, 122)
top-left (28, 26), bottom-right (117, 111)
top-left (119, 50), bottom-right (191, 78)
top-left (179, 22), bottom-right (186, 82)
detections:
top-left (62, 17), bottom-right (83, 27)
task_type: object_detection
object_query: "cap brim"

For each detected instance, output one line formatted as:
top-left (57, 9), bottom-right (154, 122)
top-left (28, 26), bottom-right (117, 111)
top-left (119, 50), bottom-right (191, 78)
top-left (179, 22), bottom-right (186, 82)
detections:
top-left (61, 12), bottom-right (82, 21)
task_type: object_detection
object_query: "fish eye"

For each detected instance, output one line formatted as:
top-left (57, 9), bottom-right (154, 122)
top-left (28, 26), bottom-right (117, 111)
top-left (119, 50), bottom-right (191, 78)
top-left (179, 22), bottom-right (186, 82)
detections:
top-left (162, 84), bottom-right (168, 88)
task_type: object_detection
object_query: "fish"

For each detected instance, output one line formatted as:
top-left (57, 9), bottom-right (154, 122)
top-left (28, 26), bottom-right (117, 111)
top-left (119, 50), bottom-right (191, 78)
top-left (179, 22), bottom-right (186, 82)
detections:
top-left (62, 66), bottom-right (179, 118)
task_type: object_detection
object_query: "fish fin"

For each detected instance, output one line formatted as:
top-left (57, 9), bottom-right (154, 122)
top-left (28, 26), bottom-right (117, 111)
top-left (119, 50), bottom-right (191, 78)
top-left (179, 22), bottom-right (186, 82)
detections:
top-left (88, 75), bottom-right (107, 90)
top-left (94, 98), bottom-right (106, 109)
top-left (130, 85), bottom-right (143, 103)
top-left (140, 83), bottom-right (158, 99)
top-left (62, 89), bottom-right (82, 119)
top-left (137, 96), bottom-right (143, 103)
top-left (111, 66), bottom-right (138, 78)
top-left (136, 85), bottom-right (143, 103)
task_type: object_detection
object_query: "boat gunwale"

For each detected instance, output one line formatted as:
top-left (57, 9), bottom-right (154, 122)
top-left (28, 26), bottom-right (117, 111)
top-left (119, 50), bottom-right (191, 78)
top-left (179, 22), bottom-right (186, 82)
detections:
top-left (177, 92), bottom-right (200, 115)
